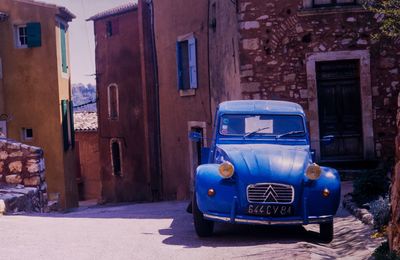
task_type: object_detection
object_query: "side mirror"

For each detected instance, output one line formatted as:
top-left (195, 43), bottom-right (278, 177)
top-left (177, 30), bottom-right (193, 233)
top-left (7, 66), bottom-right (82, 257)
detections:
top-left (189, 131), bottom-right (202, 142)
top-left (321, 135), bottom-right (335, 145)
top-left (310, 149), bottom-right (316, 162)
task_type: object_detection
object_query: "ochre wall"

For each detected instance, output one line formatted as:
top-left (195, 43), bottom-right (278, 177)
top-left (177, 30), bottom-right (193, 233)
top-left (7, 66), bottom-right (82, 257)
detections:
top-left (0, 0), bottom-right (78, 208)
top-left (75, 131), bottom-right (101, 201)
top-left (153, 0), bottom-right (212, 200)
top-left (95, 9), bottom-right (153, 202)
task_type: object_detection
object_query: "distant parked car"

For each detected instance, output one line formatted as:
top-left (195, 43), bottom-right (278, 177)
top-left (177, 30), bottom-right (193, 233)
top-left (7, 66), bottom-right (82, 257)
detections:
top-left (190, 100), bottom-right (341, 242)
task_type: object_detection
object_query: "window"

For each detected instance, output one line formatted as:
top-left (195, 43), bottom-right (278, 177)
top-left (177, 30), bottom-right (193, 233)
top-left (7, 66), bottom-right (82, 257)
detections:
top-left (22, 128), bottom-right (33, 141)
top-left (16, 25), bottom-right (27, 47)
top-left (0, 121), bottom-right (7, 138)
top-left (107, 84), bottom-right (119, 120)
top-left (313, 0), bottom-right (357, 7)
top-left (106, 21), bottom-right (113, 37)
top-left (60, 22), bottom-right (68, 74)
top-left (111, 139), bottom-right (122, 177)
top-left (176, 36), bottom-right (198, 90)
top-left (15, 23), bottom-right (41, 48)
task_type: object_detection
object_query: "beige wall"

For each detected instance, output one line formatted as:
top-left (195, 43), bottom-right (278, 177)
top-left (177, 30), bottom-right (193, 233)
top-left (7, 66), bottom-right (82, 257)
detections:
top-left (0, 0), bottom-right (78, 208)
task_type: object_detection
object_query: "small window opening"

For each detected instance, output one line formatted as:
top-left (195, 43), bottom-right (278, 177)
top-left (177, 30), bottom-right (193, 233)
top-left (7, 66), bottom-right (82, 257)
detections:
top-left (22, 128), bottom-right (33, 141)
top-left (106, 21), bottom-right (113, 37)
top-left (111, 140), bottom-right (122, 177)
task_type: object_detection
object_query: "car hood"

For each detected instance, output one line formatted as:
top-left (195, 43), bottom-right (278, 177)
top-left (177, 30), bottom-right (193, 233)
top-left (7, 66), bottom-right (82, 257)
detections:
top-left (217, 144), bottom-right (310, 184)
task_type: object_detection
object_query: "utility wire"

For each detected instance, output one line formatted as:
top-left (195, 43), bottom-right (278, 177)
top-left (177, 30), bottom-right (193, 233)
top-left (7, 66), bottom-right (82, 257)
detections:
top-left (73, 99), bottom-right (98, 109)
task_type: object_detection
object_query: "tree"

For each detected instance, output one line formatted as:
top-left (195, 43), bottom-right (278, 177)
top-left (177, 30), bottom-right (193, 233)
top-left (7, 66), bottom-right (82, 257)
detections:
top-left (364, 0), bottom-right (400, 38)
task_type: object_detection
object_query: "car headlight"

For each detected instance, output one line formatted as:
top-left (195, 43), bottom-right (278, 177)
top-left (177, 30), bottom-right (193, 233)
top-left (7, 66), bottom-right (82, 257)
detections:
top-left (218, 161), bottom-right (234, 179)
top-left (306, 163), bottom-right (321, 180)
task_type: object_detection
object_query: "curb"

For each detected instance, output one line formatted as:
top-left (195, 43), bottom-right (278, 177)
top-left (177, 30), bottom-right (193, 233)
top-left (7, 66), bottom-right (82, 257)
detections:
top-left (342, 193), bottom-right (374, 226)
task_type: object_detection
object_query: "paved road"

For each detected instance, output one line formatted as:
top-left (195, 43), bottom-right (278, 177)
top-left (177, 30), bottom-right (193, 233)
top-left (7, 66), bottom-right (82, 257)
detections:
top-left (0, 186), bottom-right (382, 260)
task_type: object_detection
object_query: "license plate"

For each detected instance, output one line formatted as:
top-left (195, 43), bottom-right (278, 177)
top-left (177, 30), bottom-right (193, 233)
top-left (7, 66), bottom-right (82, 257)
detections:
top-left (248, 204), bottom-right (294, 217)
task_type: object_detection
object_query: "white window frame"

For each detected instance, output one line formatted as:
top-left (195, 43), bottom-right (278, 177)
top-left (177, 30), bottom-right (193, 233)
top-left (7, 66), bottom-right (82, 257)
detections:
top-left (15, 24), bottom-right (28, 48)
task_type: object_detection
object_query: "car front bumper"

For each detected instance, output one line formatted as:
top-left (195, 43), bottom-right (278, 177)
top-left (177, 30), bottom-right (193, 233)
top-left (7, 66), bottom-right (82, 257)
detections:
top-left (203, 212), bottom-right (333, 225)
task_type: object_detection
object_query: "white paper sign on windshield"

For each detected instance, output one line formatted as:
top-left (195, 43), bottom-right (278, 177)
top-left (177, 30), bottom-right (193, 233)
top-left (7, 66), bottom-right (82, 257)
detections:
top-left (245, 116), bottom-right (273, 134)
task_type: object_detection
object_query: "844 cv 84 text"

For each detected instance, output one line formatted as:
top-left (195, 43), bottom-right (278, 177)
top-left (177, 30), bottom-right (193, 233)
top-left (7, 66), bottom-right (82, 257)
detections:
top-left (190, 100), bottom-right (341, 242)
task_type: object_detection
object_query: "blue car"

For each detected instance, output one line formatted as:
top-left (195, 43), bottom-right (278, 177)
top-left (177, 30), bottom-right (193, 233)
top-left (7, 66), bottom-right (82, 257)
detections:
top-left (191, 100), bottom-right (341, 242)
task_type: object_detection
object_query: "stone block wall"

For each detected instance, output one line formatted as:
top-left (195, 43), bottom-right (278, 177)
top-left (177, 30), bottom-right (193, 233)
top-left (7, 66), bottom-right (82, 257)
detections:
top-left (0, 139), bottom-right (46, 197)
top-left (237, 0), bottom-right (400, 160)
top-left (389, 94), bottom-right (400, 252)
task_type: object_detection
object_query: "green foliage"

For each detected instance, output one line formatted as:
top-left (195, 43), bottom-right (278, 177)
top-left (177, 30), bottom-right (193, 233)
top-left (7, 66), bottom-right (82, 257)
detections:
top-left (373, 241), bottom-right (400, 260)
top-left (369, 196), bottom-right (390, 230)
top-left (352, 168), bottom-right (390, 206)
top-left (364, 0), bottom-right (400, 38)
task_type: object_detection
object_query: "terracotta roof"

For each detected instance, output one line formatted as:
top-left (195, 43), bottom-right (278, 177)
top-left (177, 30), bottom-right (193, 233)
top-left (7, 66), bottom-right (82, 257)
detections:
top-left (74, 112), bottom-right (98, 132)
top-left (15, 0), bottom-right (76, 21)
top-left (87, 2), bottom-right (137, 21)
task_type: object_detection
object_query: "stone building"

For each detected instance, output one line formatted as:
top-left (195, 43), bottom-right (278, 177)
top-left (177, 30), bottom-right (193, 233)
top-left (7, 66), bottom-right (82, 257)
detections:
top-left (0, 0), bottom-right (78, 209)
top-left (210, 0), bottom-right (400, 163)
top-left (88, 1), bottom-right (161, 202)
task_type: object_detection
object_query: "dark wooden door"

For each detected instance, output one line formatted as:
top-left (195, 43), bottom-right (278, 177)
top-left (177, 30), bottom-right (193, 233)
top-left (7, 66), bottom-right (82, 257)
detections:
top-left (317, 60), bottom-right (363, 160)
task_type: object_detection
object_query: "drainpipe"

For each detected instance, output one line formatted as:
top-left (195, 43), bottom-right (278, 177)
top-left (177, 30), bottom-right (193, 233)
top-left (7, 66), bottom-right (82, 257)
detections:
top-left (147, 0), bottom-right (163, 200)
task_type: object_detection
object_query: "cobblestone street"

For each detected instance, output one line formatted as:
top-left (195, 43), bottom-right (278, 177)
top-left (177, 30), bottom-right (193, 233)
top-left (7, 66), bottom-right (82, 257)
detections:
top-left (0, 185), bottom-right (382, 260)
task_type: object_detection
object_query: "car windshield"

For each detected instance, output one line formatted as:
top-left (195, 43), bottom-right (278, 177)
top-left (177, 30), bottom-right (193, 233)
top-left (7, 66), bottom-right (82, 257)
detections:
top-left (219, 114), bottom-right (305, 138)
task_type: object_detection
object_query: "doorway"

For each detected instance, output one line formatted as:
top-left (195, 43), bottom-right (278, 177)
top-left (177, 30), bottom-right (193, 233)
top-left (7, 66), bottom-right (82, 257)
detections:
top-left (317, 59), bottom-right (363, 161)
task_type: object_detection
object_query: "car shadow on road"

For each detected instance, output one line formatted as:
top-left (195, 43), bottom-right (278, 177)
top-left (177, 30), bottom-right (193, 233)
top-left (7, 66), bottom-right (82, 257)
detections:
top-left (159, 201), bottom-right (379, 259)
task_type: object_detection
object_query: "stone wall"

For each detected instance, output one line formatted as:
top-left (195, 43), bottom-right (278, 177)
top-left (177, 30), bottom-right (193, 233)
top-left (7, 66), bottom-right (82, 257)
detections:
top-left (0, 139), bottom-right (46, 213)
top-left (237, 0), bottom-right (400, 160)
top-left (389, 94), bottom-right (400, 252)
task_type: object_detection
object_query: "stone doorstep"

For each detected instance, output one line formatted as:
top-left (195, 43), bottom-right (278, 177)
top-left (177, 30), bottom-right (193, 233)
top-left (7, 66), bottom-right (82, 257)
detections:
top-left (0, 185), bottom-right (44, 215)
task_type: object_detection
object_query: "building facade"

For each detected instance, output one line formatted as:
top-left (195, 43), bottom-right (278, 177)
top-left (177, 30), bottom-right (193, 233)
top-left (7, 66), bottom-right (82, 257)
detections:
top-left (153, 0), bottom-right (217, 200)
top-left (210, 0), bottom-right (399, 163)
top-left (0, 0), bottom-right (78, 209)
top-left (89, 2), bottom-right (160, 202)
top-left (74, 112), bottom-right (101, 201)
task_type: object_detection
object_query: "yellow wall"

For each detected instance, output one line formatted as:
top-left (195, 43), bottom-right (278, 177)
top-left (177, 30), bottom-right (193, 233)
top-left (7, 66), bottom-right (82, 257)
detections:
top-left (0, 0), bottom-right (78, 208)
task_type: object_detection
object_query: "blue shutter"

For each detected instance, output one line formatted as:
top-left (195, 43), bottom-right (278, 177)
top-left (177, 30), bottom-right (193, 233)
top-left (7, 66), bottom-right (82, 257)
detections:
top-left (188, 37), bottom-right (198, 89)
top-left (69, 100), bottom-right (75, 148)
top-left (61, 100), bottom-right (69, 151)
top-left (176, 42), bottom-right (183, 90)
top-left (60, 24), bottom-right (68, 73)
top-left (27, 22), bottom-right (41, 48)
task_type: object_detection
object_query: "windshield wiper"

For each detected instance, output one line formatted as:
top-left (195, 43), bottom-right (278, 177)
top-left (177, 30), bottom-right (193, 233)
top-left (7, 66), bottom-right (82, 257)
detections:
top-left (244, 127), bottom-right (271, 138)
top-left (276, 130), bottom-right (305, 139)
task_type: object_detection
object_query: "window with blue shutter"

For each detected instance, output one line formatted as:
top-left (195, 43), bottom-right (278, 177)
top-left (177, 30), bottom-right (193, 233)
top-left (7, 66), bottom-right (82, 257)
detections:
top-left (27, 22), bottom-right (41, 48)
top-left (176, 36), bottom-right (198, 91)
top-left (69, 100), bottom-right (75, 148)
top-left (61, 100), bottom-right (69, 151)
top-left (60, 23), bottom-right (68, 73)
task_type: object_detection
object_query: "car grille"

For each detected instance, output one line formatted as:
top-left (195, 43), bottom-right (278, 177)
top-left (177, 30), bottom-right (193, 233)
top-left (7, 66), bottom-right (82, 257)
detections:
top-left (247, 183), bottom-right (294, 204)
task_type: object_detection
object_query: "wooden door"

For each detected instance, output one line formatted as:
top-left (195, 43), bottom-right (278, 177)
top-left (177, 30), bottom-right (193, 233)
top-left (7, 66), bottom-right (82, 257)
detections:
top-left (317, 60), bottom-right (363, 160)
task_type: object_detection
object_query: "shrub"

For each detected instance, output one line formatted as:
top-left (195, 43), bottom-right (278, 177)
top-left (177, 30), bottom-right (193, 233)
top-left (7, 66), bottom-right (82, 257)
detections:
top-left (369, 196), bottom-right (390, 230)
top-left (373, 241), bottom-right (400, 260)
top-left (352, 168), bottom-right (390, 206)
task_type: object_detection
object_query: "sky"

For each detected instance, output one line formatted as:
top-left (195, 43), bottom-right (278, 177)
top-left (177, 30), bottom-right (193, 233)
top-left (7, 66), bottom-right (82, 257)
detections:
top-left (39, 0), bottom-right (136, 85)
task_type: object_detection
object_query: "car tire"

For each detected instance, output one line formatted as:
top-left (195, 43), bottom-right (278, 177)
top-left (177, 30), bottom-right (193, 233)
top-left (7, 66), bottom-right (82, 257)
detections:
top-left (319, 221), bottom-right (334, 243)
top-left (193, 192), bottom-right (214, 237)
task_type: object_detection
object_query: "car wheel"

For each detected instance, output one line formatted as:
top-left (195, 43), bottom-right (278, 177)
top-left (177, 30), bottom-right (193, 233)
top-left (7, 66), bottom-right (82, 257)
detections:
top-left (319, 221), bottom-right (334, 243)
top-left (193, 192), bottom-right (214, 237)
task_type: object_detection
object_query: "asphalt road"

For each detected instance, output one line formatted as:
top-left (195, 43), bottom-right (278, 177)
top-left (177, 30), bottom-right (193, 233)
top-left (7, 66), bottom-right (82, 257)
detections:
top-left (0, 185), bottom-right (382, 260)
